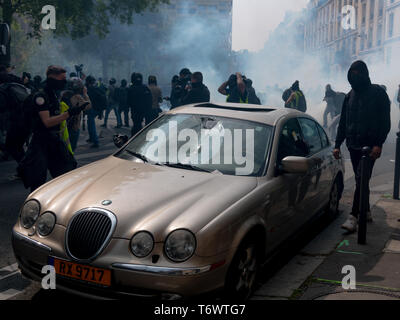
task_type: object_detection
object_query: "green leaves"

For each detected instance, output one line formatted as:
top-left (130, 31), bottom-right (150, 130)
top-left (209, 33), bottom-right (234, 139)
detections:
top-left (3, 0), bottom-right (169, 40)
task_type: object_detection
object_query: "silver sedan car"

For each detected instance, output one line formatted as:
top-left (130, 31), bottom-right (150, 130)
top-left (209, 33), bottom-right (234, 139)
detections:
top-left (12, 103), bottom-right (344, 300)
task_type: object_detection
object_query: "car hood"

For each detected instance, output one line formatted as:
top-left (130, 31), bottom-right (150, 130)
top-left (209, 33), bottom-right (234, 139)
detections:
top-left (31, 156), bottom-right (257, 241)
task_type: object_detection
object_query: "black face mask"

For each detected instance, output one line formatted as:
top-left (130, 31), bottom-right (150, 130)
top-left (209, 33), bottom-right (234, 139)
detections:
top-left (47, 78), bottom-right (67, 91)
top-left (347, 61), bottom-right (371, 93)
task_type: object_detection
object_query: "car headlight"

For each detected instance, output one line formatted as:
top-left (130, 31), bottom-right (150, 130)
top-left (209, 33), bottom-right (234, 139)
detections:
top-left (37, 212), bottom-right (56, 237)
top-left (130, 232), bottom-right (154, 258)
top-left (20, 200), bottom-right (40, 229)
top-left (165, 229), bottom-right (196, 262)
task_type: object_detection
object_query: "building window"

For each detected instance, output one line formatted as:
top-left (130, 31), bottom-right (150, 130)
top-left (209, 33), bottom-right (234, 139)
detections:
top-left (370, 0), bottom-right (375, 20)
top-left (388, 13), bottom-right (394, 38)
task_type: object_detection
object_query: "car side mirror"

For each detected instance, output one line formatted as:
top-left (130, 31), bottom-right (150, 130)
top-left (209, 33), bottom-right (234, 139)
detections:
top-left (113, 134), bottom-right (129, 148)
top-left (281, 156), bottom-right (310, 174)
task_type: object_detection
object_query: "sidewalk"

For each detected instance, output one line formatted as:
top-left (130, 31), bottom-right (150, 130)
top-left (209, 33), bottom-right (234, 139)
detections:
top-left (299, 198), bottom-right (400, 300)
top-left (253, 152), bottom-right (400, 300)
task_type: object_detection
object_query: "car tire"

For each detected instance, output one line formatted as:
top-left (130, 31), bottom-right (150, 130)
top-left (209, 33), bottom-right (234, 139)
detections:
top-left (223, 236), bottom-right (260, 301)
top-left (325, 178), bottom-right (340, 220)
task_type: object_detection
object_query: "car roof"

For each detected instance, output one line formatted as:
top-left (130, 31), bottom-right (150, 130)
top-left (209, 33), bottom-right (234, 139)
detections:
top-left (167, 102), bottom-right (307, 126)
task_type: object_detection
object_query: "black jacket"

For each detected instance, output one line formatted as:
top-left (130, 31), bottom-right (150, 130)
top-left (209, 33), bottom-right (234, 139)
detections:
top-left (335, 84), bottom-right (391, 149)
top-left (127, 84), bottom-right (152, 115)
top-left (181, 83), bottom-right (210, 105)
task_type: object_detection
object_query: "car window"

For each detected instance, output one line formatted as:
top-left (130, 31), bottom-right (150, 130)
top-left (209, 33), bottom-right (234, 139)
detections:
top-left (118, 114), bottom-right (273, 177)
top-left (316, 122), bottom-right (330, 149)
top-left (298, 118), bottom-right (323, 155)
top-left (277, 118), bottom-right (309, 164)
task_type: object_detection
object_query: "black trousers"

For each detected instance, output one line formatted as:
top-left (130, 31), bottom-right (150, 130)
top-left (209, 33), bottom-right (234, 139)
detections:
top-left (5, 125), bottom-right (28, 163)
top-left (349, 149), bottom-right (376, 217)
top-left (18, 133), bottom-right (77, 192)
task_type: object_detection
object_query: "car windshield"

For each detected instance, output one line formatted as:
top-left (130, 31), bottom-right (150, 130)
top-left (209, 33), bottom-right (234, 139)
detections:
top-left (117, 114), bottom-right (273, 177)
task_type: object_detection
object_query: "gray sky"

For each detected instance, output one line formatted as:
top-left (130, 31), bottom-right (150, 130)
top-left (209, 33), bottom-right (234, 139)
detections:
top-left (232, 0), bottom-right (309, 52)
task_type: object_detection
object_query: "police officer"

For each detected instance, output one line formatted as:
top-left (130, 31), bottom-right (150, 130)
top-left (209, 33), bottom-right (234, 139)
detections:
top-left (19, 66), bottom-right (85, 192)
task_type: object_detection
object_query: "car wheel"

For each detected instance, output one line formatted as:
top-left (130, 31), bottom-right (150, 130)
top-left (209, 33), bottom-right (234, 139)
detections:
top-left (224, 237), bottom-right (259, 301)
top-left (326, 178), bottom-right (340, 220)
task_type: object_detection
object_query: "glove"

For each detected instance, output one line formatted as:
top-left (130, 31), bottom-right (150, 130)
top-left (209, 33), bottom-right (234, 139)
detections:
top-left (68, 105), bottom-right (85, 117)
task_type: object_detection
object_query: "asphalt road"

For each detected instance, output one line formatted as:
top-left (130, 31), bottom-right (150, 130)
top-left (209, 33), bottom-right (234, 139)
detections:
top-left (0, 123), bottom-right (397, 301)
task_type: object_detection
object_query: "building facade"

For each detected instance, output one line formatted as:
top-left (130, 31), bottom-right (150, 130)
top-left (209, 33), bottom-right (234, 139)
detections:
top-left (304, 0), bottom-right (400, 70)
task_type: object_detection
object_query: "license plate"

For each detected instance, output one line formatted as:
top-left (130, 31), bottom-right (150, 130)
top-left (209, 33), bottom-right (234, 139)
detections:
top-left (49, 257), bottom-right (111, 287)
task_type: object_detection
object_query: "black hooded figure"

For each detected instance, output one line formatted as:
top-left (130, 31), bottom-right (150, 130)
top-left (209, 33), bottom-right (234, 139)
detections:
top-left (335, 60), bottom-right (391, 232)
top-left (127, 72), bottom-right (153, 137)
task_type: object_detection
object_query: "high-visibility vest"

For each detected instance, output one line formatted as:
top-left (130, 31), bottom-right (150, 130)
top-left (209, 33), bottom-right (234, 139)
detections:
top-left (226, 94), bottom-right (249, 104)
top-left (60, 101), bottom-right (74, 155)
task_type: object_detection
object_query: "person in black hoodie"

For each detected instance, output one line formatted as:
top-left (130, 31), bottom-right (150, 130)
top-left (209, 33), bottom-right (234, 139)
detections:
top-left (334, 60), bottom-right (391, 233)
top-left (128, 72), bottom-right (153, 137)
top-left (181, 72), bottom-right (210, 105)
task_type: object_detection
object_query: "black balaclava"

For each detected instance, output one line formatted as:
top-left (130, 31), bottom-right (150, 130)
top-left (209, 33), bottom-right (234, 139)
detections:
top-left (47, 77), bottom-right (67, 91)
top-left (347, 60), bottom-right (371, 93)
top-left (291, 80), bottom-right (300, 91)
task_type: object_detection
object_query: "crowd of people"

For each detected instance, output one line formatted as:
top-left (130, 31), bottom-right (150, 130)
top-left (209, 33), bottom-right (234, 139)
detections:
top-left (0, 60), bottom-right (399, 224)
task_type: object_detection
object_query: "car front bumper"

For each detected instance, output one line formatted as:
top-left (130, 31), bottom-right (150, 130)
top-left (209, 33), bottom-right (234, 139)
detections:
top-left (12, 229), bottom-right (231, 299)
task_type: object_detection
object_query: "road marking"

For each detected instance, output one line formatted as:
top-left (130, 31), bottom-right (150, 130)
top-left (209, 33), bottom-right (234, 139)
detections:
top-left (336, 250), bottom-right (364, 255)
top-left (0, 288), bottom-right (22, 300)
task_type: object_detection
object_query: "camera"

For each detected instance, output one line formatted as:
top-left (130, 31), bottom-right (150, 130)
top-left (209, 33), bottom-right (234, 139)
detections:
top-left (75, 64), bottom-right (84, 73)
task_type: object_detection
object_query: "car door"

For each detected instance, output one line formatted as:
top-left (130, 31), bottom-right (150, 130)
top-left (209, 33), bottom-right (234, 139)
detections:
top-left (265, 118), bottom-right (311, 249)
top-left (297, 118), bottom-right (328, 221)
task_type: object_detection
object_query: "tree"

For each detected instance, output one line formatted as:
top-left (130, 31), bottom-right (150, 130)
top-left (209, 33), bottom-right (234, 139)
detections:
top-left (0, 0), bottom-right (168, 65)
top-left (1, 0), bottom-right (169, 38)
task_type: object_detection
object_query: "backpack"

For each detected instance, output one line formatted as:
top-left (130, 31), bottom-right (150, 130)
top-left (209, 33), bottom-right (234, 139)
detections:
top-left (296, 91), bottom-right (307, 113)
top-left (0, 83), bottom-right (31, 115)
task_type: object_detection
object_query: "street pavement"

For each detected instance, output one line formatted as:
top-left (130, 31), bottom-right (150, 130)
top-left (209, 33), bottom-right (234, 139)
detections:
top-left (0, 116), bottom-right (399, 300)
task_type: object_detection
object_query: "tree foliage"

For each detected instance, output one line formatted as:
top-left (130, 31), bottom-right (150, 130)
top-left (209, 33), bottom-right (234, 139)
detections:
top-left (1, 0), bottom-right (169, 39)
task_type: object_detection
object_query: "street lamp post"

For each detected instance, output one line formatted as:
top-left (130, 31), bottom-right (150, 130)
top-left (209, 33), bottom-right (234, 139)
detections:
top-left (394, 132), bottom-right (400, 200)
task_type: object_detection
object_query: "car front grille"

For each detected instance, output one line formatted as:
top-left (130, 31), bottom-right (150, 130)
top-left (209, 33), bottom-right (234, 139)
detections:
top-left (66, 209), bottom-right (116, 261)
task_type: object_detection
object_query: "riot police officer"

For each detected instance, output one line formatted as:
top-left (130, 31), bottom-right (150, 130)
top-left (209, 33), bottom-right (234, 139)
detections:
top-left (19, 66), bottom-right (85, 192)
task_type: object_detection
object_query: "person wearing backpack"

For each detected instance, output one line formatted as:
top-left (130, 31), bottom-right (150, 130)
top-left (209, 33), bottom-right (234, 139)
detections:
top-left (128, 72), bottom-right (153, 137)
top-left (18, 66), bottom-right (86, 192)
top-left (285, 81), bottom-right (307, 113)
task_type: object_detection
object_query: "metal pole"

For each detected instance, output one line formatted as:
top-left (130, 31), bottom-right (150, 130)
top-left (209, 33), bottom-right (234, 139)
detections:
top-left (394, 132), bottom-right (400, 200)
top-left (358, 146), bottom-right (371, 245)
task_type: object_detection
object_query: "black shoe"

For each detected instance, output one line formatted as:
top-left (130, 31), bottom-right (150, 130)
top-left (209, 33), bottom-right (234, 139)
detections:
top-left (115, 125), bottom-right (122, 129)
top-left (124, 124), bottom-right (130, 128)
top-left (86, 139), bottom-right (93, 143)
top-left (90, 143), bottom-right (99, 148)
top-left (101, 124), bottom-right (107, 128)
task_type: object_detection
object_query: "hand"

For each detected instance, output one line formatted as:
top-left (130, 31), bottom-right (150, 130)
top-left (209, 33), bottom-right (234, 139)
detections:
top-left (370, 146), bottom-right (382, 160)
top-left (333, 149), bottom-right (341, 160)
top-left (83, 86), bottom-right (87, 95)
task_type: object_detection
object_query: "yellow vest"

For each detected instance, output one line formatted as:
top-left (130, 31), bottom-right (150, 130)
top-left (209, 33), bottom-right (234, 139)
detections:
top-left (60, 101), bottom-right (73, 155)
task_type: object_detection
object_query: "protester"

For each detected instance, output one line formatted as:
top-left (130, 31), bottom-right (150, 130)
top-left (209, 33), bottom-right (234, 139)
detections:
top-left (86, 76), bottom-right (104, 148)
top-left (116, 79), bottom-right (130, 127)
top-left (181, 71), bottom-right (210, 105)
top-left (103, 78), bottom-right (122, 128)
top-left (68, 78), bottom-right (92, 151)
top-left (33, 75), bottom-right (43, 91)
top-left (170, 68), bottom-right (191, 109)
top-left (18, 66), bottom-right (84, 192)
top-left (128, 72), bottom-right (153, 136)
top-left (148, 75), bottom-right (163, 123)
top-left (285, 80), bottom-right (307, 112)
top-left (334, 61), bottom-right (391, 233)
top-left (218, 73), bottom-right (260, 104)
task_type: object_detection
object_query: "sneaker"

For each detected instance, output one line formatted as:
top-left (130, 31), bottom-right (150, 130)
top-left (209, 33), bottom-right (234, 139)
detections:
top-left (341, 215), bottom-right (358, 233)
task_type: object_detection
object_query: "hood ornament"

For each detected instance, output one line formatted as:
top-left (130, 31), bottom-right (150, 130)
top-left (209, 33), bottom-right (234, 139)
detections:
top-left (102, 200), bottom-right (112, 206)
